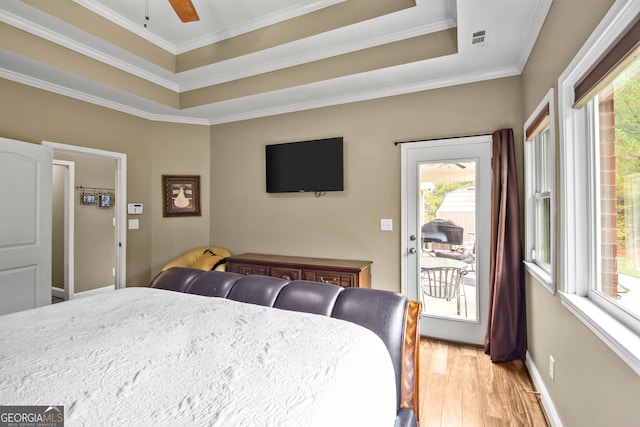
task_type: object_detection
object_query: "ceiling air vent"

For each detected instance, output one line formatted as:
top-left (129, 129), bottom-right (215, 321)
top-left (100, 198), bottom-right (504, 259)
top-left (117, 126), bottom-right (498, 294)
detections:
top-left (471, 30), bottom-right (487, 48)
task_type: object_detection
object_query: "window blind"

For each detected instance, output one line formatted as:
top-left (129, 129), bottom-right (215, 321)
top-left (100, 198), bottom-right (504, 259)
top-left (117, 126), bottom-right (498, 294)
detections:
top-left (573, 13), bottom-right (640, 108)
top-left (525, 103), bottom-right (550, 141)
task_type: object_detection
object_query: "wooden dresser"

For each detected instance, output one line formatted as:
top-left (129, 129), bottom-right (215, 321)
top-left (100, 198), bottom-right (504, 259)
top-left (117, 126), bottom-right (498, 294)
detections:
top-left (226, 253), bottom-right (372, 288)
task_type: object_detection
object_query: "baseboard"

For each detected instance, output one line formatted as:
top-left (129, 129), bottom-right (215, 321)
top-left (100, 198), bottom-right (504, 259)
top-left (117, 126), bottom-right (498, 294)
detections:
top-left (51, 285), bottom-right (115, 300)
top-left (525, 351), bottom-right (563, 427)
top-left (74, 285), bottom-right (116, 299)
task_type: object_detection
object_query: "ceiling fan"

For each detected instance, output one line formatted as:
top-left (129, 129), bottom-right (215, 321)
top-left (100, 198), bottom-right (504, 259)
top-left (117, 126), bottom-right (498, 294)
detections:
top-left (168, 0), bottom-right (200, 23)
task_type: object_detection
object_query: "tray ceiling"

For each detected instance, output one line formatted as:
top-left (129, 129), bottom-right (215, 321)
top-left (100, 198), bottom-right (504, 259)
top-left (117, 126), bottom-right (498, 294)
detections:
top-left (0, 0), bottom-right (551, 125)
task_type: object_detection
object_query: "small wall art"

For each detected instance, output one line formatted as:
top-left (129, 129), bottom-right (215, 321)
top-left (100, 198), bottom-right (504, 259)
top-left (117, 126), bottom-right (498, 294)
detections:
top-left (77, 186), bottom-right (114, 208)
top-left (162, 175), bottom-right (201, 217)
top-left (98, 193), bottom-right (115, 208)
top-left (80, 193), bottom-right (96, 205)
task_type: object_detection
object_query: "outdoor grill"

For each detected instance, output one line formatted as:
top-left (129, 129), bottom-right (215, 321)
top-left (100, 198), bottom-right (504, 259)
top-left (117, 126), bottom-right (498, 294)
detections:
top-left (421, 219), bottom-right (464, 246)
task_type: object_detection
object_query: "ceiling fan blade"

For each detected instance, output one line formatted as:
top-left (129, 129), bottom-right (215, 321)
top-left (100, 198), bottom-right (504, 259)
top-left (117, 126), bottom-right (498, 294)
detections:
top-left (168, 0), bottom-right (200, 23)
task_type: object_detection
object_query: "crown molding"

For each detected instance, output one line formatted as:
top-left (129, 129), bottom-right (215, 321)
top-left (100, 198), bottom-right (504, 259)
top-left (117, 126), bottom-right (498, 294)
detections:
top-left (74, 0), bottom-right (348, 55)
top-left (0, 57), bottom-right (520, 126)
top-left (516, 0), bottom-right (553, 71)
top-left (0, 0), bottom-right (544, 126)
top-left (173, 0), bottom-right (349, 54)
top-left (0, 66), bottom-right (209, 125)
top-left (0, 7), bottom-right (179, 92)
top-left (2, 4), bottom-right (453, 94)
top-left (205, 64), bottom-right (521, 125)
top-left (178, 18), bottom-right (456, 91)
top-left (71, 0), bottom-right (177, 53)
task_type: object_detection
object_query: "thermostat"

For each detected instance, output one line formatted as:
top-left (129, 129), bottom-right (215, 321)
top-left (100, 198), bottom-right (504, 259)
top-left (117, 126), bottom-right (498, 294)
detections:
top-left (128, 203), bottom-right (143, 214)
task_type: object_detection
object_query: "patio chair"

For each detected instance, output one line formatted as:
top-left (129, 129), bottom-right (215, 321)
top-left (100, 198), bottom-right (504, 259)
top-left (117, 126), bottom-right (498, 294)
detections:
top-left (420, 266), bottom-right (468, 316)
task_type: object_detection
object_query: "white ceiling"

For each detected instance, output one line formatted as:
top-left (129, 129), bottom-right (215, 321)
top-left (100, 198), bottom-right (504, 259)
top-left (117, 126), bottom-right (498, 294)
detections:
top-left (0, 0), bottom-right (552, 125)
top-left (77, 0), bottom-right (350, 53)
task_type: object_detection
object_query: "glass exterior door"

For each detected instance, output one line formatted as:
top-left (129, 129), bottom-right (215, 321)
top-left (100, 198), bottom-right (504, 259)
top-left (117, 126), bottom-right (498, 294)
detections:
top-left (402, 137), bottom-right (491, 345)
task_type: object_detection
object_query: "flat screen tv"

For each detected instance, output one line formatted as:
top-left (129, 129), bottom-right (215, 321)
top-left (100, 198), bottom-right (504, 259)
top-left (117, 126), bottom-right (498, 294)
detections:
top-left (266, 137), bottom-right (344, 193)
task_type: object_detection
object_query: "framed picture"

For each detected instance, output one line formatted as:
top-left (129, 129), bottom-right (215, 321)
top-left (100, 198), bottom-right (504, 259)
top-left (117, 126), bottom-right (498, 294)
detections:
top-left (162, 175), bottom-right (201, 217)
top-left (80, 193), bottom-right (96, 205)
top-left (98, 193), bottom-right (115, 208)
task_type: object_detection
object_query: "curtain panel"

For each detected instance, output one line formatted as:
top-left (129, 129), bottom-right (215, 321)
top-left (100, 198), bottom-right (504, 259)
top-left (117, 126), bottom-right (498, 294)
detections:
top-left (485, 128), bottom-right (527, 362)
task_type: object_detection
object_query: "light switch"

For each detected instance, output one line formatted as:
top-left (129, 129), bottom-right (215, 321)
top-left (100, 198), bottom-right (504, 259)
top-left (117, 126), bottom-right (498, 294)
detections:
top-left (380, 218), bottom-right (393, 231)
top-left (128, 219), bottom-right (139, 230)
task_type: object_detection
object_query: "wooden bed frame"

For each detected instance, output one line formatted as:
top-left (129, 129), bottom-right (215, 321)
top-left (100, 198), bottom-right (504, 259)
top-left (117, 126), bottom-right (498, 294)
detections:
top-left (401, 300), bottom-right (421, 420)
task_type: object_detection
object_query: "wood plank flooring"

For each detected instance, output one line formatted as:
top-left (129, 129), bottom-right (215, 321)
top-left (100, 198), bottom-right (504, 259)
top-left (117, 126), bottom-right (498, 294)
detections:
top-left (419, 339), bottom-right (549, 427)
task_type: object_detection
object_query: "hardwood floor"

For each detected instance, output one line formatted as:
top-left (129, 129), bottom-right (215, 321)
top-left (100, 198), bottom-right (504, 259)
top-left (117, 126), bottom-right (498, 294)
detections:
top-left (418, 339), bottom-right (549, 427)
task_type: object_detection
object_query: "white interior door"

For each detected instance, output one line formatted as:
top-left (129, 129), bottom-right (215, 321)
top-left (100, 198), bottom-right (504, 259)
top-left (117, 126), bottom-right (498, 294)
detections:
top-left (0, 137), bottom-right (52, 315)
top-left (401, 136), bottom-right (491, 345)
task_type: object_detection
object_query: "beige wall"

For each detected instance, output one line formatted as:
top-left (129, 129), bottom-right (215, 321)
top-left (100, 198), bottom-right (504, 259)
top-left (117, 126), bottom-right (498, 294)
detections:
top-left (0, 79), bottom-right (210, 286)
top-left (0, 56), bottom-right (522, 295)
top-left (210, 76), bottom-right (523, 292)
top-left (521, 0), bottom-right (640, 426)
top-left (147, 121), bottom-right (212, 276)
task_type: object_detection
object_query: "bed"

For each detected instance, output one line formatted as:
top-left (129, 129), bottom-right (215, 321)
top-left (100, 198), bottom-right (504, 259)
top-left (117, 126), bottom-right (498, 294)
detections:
top-left (0, 268), bottom-right (420, 426)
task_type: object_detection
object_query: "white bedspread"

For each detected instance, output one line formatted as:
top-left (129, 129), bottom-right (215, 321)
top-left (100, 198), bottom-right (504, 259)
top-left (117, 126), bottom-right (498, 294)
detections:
top-left (0, 287), bottom-right (397, 426)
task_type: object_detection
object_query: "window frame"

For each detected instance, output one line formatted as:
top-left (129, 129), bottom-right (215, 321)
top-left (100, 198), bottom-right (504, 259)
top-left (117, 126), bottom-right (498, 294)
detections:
top-left (524, 89), bottom-right (555, 294)
top-left (557, 0), bottom-right (640, 375)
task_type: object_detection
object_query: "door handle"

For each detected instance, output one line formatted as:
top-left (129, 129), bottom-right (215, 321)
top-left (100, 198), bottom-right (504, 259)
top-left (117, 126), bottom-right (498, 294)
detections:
top-left (409, 248), bottom-right (417, 254)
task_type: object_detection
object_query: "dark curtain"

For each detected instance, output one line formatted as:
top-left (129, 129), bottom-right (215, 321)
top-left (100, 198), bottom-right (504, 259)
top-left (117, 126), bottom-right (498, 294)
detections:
top-left (485, 128), bottom-right (527, 362)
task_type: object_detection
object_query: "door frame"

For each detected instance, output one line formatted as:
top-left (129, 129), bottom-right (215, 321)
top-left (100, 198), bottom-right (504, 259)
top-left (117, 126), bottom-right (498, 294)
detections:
top-left (43, 141), bottom-right (127, 289)
top-left (51, 159), bottom-right (75, 300)
top-left (400, 135), bottom-right (492, 344)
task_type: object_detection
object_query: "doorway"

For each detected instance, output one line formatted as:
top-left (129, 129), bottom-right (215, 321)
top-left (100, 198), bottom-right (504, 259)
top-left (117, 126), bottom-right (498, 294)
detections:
top-left (401, 136), bottom-right (491, 345)
top-left (52, 160), bottom-right (75, 301)
top-left (43, 141), bottom-right (127, 292)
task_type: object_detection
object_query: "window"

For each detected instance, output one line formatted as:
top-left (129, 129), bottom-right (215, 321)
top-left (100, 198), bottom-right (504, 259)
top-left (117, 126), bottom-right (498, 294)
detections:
top-left (524, 90), bottom-right (555, 293)
top-left (558, 1), bottom-right (640, 374)
top-left (592, 61), bottom-right (640, 325)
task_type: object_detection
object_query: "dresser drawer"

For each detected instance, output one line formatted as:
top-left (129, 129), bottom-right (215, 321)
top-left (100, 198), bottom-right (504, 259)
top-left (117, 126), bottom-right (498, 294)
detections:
top-left (227, 262), bottom-right (269, 276)
top-left (303, 270), bottom-right (356, 288)
top-left (270, 267), bottom-right (302, 281)
top-left (226, 254), bottom-right (371, 289)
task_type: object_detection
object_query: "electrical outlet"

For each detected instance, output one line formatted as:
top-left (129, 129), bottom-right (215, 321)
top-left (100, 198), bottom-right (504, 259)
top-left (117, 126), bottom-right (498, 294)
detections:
top-left (549, 355), bottom-right (555, 381)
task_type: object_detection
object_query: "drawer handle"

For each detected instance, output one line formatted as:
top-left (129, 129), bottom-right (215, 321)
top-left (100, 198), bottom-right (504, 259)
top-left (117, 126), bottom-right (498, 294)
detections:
top-left (319, 276), bottom-right (337, 284)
